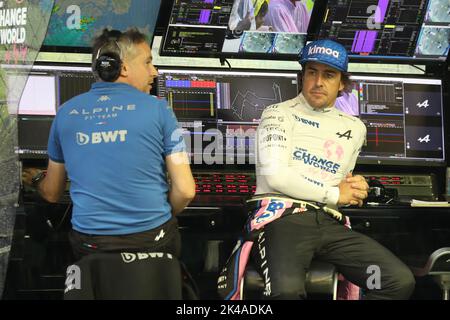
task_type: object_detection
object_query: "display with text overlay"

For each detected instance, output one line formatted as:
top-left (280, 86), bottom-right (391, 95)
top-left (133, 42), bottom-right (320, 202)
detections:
top-left (316, 0), bottom-right (449, 61)
top-left (160, 0), bottom-right (316, 60)
top-left (157, 68), bottom-right (299, 165)
top-left (335, 75), bottom-right (445, 166)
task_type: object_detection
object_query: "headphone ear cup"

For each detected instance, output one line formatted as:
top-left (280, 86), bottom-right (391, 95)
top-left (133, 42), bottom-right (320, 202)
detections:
top-left (367, 179), bottom-right (386, 202)
top-left (95, 52), bottom-right (122, 82)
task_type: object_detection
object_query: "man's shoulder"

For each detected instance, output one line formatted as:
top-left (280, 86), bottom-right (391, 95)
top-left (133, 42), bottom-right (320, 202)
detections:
top-left (334, 109), bottom-right (365, 128)
top-left (57, 91), bottom-right (92, 114)
top-left (126, 90), bottom-right (166, 105)
top-left (262, 97), bottom-right (298, 115)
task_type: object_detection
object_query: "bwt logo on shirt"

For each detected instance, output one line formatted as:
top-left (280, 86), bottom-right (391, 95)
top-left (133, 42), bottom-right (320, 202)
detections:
top-left (308, 45), bottom-right (340, 58)
top-left (76, 130), bottom-right (128, 145)
top-left (293, 114), bottom-right (320, 128)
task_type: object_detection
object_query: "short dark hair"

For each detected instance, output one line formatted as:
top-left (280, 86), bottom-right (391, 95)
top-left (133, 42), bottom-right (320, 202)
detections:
top-left (297, 64), bottom-right (353, 97)
top-left (339, 71), bottom-right (352, 96)
top-left (91, 28), bottom-right (148, 72)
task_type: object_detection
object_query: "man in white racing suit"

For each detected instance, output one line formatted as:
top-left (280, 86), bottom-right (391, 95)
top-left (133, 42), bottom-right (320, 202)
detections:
top-left (252, 39), bottom-right (415, 299)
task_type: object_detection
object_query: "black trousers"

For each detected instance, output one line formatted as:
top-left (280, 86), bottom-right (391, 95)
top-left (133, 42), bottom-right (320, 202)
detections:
top-left (68, 216), bottom-right (181, 261)
top-left (251, 209), bottom-right (415, 300)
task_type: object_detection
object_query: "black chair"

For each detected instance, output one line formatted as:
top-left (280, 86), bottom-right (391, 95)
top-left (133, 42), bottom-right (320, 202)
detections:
top-left (243, 260), bottom-right (339, 299)
top-left (409, 247), bottom-right (450, 300)
top-left (64, 252), bottom-right (183, 299)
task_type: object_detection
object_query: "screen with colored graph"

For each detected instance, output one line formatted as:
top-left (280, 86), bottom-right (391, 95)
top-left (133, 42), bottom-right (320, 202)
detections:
top-left (42, 0), bottom-right (162, 52)
top-left (316, 0), bottom-right (449, 61)
top-left (157, 68), bottom-right (299, 163)
top-left (160, 0), bottom-right (316, 60)
top-left (158, 69), bottom-right (445, 166)
top-left (335, 75), bottom-right (445, 165)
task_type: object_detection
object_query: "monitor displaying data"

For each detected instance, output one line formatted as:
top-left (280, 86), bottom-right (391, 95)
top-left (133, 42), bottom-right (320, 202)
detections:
top-left (18, 116), bottom-right (54, 158)
top-left (160, 0), bottom-right (316, 60)
top-left (158, 68), bottom-right (445, 166)
top-left (335, 75), bottom-right (445, 165)
top-left (11, 63), bottom-right (95, 158)
top-left (317, 0), bottom-right (449, 61)
top-left (42, 0), bottom-right (162, 51)
top-left (157, 68), bottom-right (299, 164)
top-left (415, 0), bottom-right (450, 59)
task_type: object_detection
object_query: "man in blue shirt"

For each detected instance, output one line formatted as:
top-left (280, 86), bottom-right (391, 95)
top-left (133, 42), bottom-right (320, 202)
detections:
top-left (22, 29), bottom-right (195, 261)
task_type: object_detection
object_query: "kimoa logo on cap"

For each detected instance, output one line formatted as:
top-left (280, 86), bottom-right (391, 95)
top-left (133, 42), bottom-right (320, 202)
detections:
top-left (308, 45), bottom-right (340, 58)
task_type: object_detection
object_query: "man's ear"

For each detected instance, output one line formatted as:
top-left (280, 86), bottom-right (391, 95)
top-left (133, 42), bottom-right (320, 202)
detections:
top-left (339, 79), bottom-right (345, 92)
top-left (120, 61), bottom-right (129, 78)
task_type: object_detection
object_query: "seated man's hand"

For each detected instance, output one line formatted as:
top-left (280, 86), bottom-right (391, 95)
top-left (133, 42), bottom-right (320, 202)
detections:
top-left (345, 174), bottom-right (369, 191)
top-left (338, 174), bottom-right (369, 207)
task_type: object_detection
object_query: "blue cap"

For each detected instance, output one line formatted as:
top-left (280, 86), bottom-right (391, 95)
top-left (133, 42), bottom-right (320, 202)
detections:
top-left (299, 39), bottom-right (348, 72)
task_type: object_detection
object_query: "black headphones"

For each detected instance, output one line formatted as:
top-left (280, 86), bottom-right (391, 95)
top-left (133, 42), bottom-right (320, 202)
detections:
top-left (94, 30), bottom-right (123, 82)
top-left (366, 178), bottom-right (398, 204)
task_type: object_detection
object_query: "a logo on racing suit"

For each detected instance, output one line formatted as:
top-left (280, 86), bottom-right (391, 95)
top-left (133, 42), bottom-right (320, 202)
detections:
top-left (261, 133), bottom-right (287, 143)
top-left (292, 114), bottom-right (319, 128)
top-left (293, 147), bottom-right (340, 174)
top-left (255, 201), bottom-right (285, 224)
top-left (323, 140), bottom-right (344, 161)
top-left (336, 129), bottom-right (353, 140)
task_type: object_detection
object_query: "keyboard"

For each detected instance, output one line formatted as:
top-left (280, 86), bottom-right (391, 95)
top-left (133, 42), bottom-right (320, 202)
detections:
top-left (193, 172), bottom-right (256, 195)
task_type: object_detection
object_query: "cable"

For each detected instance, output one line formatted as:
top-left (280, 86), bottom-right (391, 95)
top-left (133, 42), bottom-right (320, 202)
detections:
top-left (54, 202), bottom-right (72, 231)
top-left (219, 57), bottom-right (232, 69)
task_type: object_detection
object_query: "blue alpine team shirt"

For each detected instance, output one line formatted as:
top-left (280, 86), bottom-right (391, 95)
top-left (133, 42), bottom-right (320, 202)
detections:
top-left (48, 82), bottom-right (185, 235)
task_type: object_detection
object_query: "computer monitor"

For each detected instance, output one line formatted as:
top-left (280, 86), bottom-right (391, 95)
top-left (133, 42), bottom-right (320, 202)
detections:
top-left (335, 75), bottom-right (445, 165)
top-left (160, 0), bottom-right (316, 60)
top-left (13, 63), bottom-right (94, 158)
top-left (157, 67), bottom-right (299, 164)
top-left (9, 63), bottom-right (94, 115)
top-left (42, 0), bottom-right (162, 52)
top-left (17, 116), bottom-right (54, 158)
top-left (415, 0), bottom-right (450, 60)
top-left (158, 68), bottom-right (445, 167)
top-left (9, 73), bottom-right (57, 116)
top-left (315, 0), bottom-right (449, 62)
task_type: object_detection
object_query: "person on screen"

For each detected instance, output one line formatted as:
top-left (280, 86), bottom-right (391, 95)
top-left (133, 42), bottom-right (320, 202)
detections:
top-left (229, 0), bottom-right (270, 31)
top-left (264, 0), bottom-right (310, 33)
top-left (22, 28), bottom-right (195, 282)
top-left (246, 39), bottom-right (415, 299)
